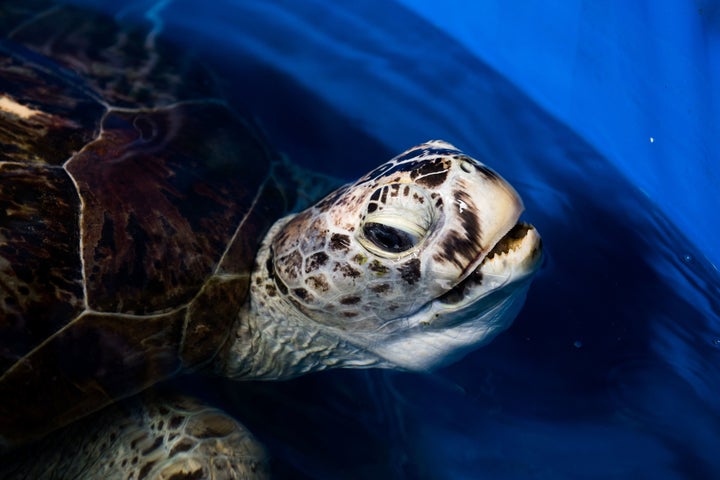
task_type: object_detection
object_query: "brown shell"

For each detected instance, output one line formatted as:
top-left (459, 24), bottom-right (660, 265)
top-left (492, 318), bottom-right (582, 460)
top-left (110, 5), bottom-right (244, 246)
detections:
top-left (0, 1), bottom-right (297, 446)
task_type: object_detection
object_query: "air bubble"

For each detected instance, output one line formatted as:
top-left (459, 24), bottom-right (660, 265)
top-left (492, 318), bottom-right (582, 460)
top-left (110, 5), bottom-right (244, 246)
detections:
top-left (573, 340), bottom-right (583, 348)
top-left (681, 253), bottom-right (693, 264)
top-left (712, 338), bottom-right (720, 347)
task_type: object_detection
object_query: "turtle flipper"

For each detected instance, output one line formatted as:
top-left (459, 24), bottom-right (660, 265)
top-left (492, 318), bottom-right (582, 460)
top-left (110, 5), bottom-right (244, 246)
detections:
top-left (0, 392), bottom-right (269, 480)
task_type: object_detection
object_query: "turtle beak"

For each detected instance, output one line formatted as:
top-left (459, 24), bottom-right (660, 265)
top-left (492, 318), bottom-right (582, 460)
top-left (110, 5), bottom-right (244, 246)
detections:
top-left (438, 221), bottom-right (542, 310)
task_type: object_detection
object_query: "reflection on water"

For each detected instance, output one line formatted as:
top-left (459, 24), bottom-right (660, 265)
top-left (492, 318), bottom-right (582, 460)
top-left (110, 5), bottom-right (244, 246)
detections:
top-left (33, 0), bottom-right (720, 478)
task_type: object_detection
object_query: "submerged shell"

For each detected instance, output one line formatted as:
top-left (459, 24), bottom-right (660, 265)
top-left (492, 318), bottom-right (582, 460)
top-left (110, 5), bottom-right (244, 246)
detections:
top-left (0, 1), bottom-right (296, 446)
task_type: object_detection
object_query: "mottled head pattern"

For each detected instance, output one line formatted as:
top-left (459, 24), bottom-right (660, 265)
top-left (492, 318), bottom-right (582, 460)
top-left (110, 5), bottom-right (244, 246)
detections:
top-left (253, 140), bottom-right (542, 370)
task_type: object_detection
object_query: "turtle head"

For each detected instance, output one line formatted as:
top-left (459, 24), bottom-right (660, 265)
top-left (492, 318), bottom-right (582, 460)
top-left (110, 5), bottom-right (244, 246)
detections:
top-left (227, 140), bottom-right (542, 379)
top-left (268, 140), bottom-right (541, 369)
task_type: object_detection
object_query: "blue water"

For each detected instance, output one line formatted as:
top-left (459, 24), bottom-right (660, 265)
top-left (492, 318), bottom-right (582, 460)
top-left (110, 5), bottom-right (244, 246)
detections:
top-left (398, 0), bottom-right (720, 271)
top-left (61, 0), bottom-right (720, 478)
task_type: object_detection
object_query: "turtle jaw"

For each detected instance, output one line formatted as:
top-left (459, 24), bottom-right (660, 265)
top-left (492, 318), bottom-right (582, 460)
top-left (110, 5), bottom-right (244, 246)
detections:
top-left (440, 221), bottom-right (543, 308)
top-left (367, 221), bottom-right (542, 372)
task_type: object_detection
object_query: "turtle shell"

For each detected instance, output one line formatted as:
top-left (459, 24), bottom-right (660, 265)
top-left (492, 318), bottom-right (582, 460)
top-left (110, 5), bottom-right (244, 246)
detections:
top-left (0, 1), bottom-right (297, 446)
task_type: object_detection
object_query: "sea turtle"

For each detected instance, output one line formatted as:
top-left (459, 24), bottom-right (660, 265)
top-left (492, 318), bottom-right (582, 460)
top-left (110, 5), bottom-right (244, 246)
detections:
top-left (0, 1), bottom-right (542, 478)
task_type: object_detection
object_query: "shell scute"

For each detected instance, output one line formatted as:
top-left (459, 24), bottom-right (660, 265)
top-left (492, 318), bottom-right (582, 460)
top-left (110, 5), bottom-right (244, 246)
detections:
top-left (66, 103), bottom-right (274, 315)
top-left (0, 163), bottom-right (83, 373)
top-left (0, 50), bottom-right (104, 165)
top-left (0, 0), bottom-right (299, 447)
top-left (0, 308), bottom-right (186, 445)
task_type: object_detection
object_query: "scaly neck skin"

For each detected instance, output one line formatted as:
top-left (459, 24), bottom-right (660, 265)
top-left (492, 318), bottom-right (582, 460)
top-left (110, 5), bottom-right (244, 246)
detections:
top-left (218, 216), bottom-right (392, 381)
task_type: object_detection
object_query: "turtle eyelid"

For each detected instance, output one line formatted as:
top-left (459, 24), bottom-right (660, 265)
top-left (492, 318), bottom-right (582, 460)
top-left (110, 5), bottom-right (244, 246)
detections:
top-left (362, 222), bottom-right (418, 253)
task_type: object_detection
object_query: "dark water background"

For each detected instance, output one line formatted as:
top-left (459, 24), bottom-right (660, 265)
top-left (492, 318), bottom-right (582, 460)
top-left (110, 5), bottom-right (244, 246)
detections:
top-left (45, 0), bottom-right (720, 478)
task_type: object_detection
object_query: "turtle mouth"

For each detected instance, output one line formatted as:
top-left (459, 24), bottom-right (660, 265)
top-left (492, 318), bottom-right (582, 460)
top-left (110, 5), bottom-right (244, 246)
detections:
top-left (484, 221), bottom-right (537, 262)
top-left (438, 222), bottom-right (542, 306)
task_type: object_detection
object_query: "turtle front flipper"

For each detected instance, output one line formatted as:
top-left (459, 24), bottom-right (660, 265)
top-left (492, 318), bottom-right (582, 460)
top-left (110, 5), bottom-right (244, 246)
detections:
top-left (0, 392), bottom-right (269, 480)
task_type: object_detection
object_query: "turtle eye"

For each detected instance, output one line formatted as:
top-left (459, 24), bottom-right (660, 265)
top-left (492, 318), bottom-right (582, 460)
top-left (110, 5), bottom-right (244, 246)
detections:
top-left (362, 222), bottom-right (418, 253)
top-left (358, 183), bottom-right (435, 258)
